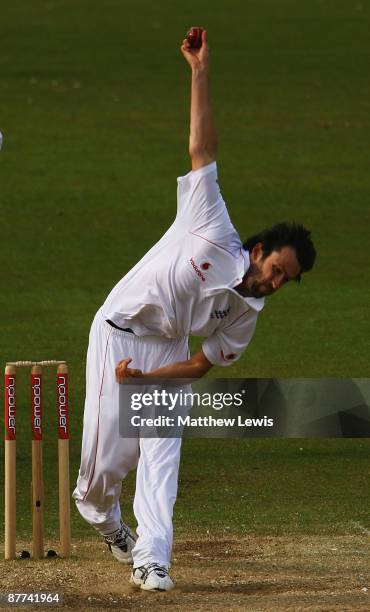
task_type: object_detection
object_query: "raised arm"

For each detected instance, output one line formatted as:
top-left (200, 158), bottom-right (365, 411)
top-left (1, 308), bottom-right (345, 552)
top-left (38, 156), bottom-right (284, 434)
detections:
top-left (181, 29), bottom-right (218, 171)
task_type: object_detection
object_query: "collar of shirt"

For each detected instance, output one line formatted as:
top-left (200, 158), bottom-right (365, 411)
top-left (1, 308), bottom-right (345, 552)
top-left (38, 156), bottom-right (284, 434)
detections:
top-left (203, 248), bottom-right (265, 313)
top-left (239, 248), bottom-right (265, 312)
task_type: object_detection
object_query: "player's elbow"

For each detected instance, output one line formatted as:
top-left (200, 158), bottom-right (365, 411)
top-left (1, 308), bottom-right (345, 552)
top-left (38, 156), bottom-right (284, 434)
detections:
top-left (190, 350), bottom-right (213, 378)
top-left (189, 139), bottom-right (218, 161)
top-left (189, 147), bottom-right (217, 171)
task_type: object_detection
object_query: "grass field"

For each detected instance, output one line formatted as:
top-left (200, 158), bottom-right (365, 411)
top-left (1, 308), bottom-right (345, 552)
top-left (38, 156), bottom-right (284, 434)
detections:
top-left (1, 1), bottom-right (369, 608)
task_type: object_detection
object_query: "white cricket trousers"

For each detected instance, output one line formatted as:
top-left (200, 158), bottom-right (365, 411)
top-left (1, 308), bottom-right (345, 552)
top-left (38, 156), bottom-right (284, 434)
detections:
top-left (73, 309), bottom-right (189, 567)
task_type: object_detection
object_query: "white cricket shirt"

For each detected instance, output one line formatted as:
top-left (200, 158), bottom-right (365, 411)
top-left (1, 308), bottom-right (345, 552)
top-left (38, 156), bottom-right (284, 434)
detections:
top-left (102, 162), bottom-right (265, 366)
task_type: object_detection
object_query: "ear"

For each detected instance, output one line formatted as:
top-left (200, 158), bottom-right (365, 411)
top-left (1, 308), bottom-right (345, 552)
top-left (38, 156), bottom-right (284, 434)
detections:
top-left (250, 242), bottom-right (264, 262)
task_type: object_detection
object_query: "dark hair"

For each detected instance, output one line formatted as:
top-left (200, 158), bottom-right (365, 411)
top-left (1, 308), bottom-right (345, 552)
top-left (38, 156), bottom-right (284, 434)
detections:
top-left (243, 222), bottom-right (316, 281)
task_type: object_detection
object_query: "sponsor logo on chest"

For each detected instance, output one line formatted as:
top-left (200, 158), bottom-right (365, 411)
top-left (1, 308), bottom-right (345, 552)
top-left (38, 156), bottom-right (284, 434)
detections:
top-left (189, 258), bottom-right (206, 281)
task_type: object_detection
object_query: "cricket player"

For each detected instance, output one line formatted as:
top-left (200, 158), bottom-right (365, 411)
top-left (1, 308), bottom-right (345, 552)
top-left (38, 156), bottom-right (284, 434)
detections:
top-left (73, 29), bottom-right (316, 591)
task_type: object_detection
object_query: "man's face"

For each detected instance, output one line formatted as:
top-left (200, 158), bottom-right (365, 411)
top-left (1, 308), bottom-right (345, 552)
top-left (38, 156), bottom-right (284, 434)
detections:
top-left (242, 244), bottom-right (301, 298)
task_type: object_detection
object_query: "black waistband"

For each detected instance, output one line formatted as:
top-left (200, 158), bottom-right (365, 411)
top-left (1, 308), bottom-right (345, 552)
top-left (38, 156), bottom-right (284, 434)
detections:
top-left (106, 320), bottom-right (134, 333)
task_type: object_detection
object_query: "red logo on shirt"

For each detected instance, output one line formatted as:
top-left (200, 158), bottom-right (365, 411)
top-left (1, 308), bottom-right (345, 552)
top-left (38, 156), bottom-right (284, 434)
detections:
top-left (190, 258), bottom-right (206, 282)
top-left (201, 262), bottom-right (211, 270)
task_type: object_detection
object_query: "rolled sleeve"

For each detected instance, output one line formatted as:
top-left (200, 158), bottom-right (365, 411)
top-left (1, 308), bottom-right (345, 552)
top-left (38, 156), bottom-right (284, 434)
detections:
top-left (176, 162), bottom-right (227, 232)
top-left (202, 311), bottom-right (258, 367)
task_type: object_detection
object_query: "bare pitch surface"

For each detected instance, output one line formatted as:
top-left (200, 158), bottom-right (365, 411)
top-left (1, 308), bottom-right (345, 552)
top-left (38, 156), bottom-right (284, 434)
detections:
top-left (0, 537), bottom-right (368, 611)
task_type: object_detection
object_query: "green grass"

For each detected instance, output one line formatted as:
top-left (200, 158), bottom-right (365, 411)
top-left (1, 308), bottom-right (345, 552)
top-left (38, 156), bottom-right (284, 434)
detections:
top-left (0, 0), bottom-right (369, 546)
top-left (177, 439), bottom-right (370, 536)
top-left (5, 435), bottom-right (370, 541)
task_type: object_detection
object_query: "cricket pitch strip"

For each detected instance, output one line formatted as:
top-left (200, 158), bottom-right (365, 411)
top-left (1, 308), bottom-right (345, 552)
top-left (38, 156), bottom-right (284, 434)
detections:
top-left (0, 535), bottom-right (369, 611)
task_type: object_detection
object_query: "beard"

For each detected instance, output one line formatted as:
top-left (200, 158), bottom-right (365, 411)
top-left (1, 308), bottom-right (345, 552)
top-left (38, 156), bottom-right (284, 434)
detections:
top-left (239, 264), bottom-right (274, 298)
top-left (247, 280), bottom-right (274, 298)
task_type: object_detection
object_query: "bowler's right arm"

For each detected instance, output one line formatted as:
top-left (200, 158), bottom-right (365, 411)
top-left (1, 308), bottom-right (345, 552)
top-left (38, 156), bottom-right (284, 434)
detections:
top-left (181, 29), bottom-right (218, 171)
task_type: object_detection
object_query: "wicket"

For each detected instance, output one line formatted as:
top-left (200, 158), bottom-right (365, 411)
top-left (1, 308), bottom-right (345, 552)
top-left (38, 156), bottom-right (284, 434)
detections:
top-left (4, 360), bottom-right (71, 560)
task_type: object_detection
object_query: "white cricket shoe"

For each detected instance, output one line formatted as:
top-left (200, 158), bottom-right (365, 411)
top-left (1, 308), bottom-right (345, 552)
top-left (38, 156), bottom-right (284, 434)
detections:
top-left (130, 562), bottom-right (174, 591)
top-left (103, 521), bottom-right (136, 564)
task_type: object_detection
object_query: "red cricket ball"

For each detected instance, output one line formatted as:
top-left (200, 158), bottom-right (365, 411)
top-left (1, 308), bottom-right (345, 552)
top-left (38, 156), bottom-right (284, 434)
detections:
top-left (186, 26), bottom-right (204, 50)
